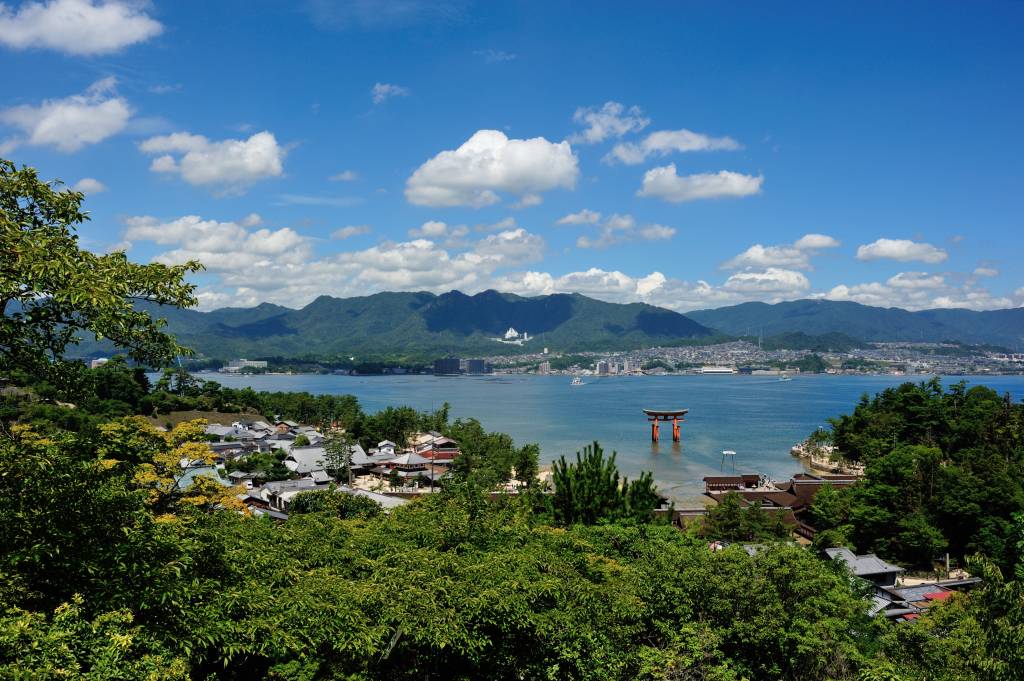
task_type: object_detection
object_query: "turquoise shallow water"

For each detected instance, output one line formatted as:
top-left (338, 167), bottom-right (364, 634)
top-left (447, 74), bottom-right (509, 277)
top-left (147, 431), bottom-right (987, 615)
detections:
top-left (199, 373), bottom-right (1024, 501)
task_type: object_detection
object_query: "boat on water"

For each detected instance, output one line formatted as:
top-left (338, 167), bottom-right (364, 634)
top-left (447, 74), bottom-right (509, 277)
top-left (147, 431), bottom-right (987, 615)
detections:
top-left (778, 373), bottom-right (793, 382)
top-left (570, 376), bottom-right (584, 386)
top-left (699, 366), bottom-right (737, 375)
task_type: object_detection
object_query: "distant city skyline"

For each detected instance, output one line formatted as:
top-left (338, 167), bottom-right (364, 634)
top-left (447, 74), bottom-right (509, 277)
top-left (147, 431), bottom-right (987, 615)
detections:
top-left (1, 0), bottom-right (1021, 312)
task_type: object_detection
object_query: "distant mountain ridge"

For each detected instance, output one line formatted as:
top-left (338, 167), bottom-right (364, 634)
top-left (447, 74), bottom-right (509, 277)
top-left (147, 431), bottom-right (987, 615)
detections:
top-left (686, 299), bottom-right (1024, 349)
top-left (92, 290), bottom-right (715, 360)
top-left (70, 293), bottom-right (1024, 361)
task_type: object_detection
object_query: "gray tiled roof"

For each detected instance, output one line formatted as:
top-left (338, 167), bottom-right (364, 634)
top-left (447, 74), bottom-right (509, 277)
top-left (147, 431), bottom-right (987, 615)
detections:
top-left (826, 547), bottom-right (904, 576)
top-left (284, 447), bottom-right (328, 474)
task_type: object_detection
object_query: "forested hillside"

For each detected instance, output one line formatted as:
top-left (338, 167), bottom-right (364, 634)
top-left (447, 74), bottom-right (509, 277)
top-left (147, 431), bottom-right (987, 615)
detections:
top-left (688, 299), bottom-right (1024, 348)
top-left (810, 378), bottom-right (1024, 570)
top-left (74, 289), bottom-right (715, 361)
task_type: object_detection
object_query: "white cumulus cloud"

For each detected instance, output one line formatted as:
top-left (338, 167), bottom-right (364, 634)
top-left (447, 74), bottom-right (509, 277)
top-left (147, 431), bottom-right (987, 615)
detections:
top-left (723, 268), bottom-right (810, 294)
top-left (72, 177), bottom-right (106, 193)
top-left (0, 0), bottom-right (162, 55)
top-left (793, 233), bottom-right (840, 250)
top-left (329, 170), bottom-right (358, 181)
top-left (638, 164), bottom-right (763, 203)
top-left (723, 233), bottom-right (840, 271)
top-left (371, 82), bottom-right (409, 104)
top-left (407, 220), bottom-right (469, 242)
top-left (405, 129), bottom-right (578, 207)
top-left (139, 130), bottom-right (286, 193)
top-left (510, 193), bottom-right (543, 209)
top-left (474, 228), bottom-right (545, 265)
top-left (0, 77), bottom-right (131, 152)
top-left (569, 101), bottom-right (650, 144)
top-left (556, 209), bottom-right (601, 225)
top-left (123, 214), bottom-right (310, 272)
top-left (606, 128), bottom-right (740, 165)
top-left (886, 271), bottom-right (945, 289)
top-left (856, 238), bottom-right (948, 264)
top-left (331, 225), bottom-right (371, 240)
top-left (575, 213), bottom-right (675, 250)
top-left (824, 270), bottom-right (1011, 310)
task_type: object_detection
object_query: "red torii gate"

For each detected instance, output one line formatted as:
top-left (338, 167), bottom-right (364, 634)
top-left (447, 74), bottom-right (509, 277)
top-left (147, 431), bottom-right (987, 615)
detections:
top-left (643, 408), bottom-right (689, 443)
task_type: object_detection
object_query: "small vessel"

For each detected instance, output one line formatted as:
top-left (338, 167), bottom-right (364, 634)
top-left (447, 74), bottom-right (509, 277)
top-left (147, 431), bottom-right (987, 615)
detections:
top-left (778, 373), bottom-right (793, 382)
top-left (570, 376), bottom-right (584, 386)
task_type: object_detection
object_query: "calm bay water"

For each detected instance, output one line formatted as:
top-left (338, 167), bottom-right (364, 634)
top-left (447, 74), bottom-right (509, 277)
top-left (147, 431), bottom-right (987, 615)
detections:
top-left (201, 373), bottom-right (1024, 501)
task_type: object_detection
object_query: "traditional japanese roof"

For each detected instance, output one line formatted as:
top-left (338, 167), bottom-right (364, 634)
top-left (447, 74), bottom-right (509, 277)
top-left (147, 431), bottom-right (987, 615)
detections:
top-left (351, 445), bottom-right (394, 467)
top-left (283, 447), bottom-right (328, 474)
top-left (387, 452), bottom-right (432, 466)
top-left (735, 490), bottom-right (800, 508)
top-left (826, 547), bottom-right (905, 577)
top-left (307, 470), bottom-right (332, 483)
top-left (334, 485), bottom-right (408, 510)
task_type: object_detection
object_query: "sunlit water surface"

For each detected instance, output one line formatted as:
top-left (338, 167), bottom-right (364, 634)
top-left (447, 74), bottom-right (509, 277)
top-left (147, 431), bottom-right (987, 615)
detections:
top-left (197, 373), bottom-right (1024, 502)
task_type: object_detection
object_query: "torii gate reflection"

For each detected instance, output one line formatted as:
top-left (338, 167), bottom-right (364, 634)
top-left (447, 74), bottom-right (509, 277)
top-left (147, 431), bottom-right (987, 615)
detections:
top-left (642, 408), bottom-right (689, 443)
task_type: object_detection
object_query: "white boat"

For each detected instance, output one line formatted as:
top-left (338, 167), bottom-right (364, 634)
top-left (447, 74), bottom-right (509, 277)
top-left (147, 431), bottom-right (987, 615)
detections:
top-left (778, 373), bottom-right (793, 382)
top-left (570, 376), bottom-right (584, 386)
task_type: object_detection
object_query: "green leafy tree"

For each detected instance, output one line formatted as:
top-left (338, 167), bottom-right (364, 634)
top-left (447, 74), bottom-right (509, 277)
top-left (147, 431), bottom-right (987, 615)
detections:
top-left (323, 431), bottom-right (355, 482)
top-left (551, 441), bottom-right (660, 525)
top-left (0, 160), bottom-right (201, 382)
top-left (814, 380), bottom-right (1024, 569)
top-left (447, 416), bottom-right (539, 488)
top-left (0, 595), bottom-right (188, 679)
top-left (703, 492), bottom-right (792, 542)
top-left (289, 489), bottom-right (383, 520)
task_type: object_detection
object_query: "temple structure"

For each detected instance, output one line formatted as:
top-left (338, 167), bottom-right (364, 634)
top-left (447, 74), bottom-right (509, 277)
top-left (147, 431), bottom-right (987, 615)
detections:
top-left (642, 408), bottom-right (689, 442)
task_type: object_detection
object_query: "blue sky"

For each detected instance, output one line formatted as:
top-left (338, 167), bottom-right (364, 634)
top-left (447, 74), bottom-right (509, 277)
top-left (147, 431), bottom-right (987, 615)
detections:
top-left (2, 0), bottom-right (1022, 312)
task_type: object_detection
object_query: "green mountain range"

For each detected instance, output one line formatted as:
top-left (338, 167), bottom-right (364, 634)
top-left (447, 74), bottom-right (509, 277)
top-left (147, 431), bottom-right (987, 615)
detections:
top-left (79, 290), bottom-right (715, 360)
top-left (71, 293), bottom-right (1024, 362)
top-left (687, 299), bottom-right (1024, 349)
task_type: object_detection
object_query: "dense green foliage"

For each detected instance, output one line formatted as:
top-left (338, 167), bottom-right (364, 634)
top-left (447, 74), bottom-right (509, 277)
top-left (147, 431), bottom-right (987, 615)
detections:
top-left (447, 416), bottom-right (540, 488)
top-left (751, 331), bottom-right (869, 353)
top-left (702, 492), bottom-right (793, 542)
top-left (0, 160), bottom-right (201, 383)
top-left (812, 378), bottom-right (1024, 568)
top-left (73, 289), bottom-right (715, 362)
top-left (0, 413), bottom-right (880, 679)
top-left (223, 449), bottom-right (292, 482)
top-left (288, 488), bottom-right (384, 520)
top-left (780, 353), bottom-right (830, 373)
top-left (3, 167), bottom-right (1023, 679)
top-left (4, 394), bottom-right (1024, 680)
top-left (641, 358), bottom-right (674, 371)
top-left (870, 552), bottom-right (1024, 681)
top-left (551, 441), bottom-right (662, 525)
top-left (2, 368), bottom-right (1023, 679)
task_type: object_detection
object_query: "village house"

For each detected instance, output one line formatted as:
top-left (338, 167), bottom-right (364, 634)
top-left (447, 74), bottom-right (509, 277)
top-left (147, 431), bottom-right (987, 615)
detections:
top-left (824, 547), bottom-right (982, 622)
top-left (825, 547), bottom-right (904, 587)
top-left (700, 472), bottom-right (859, 538)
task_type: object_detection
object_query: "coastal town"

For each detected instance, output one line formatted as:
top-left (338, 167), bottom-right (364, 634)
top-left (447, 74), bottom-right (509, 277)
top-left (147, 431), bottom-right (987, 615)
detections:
top-left (186, 338), bottom-right (1024, 379)
top-left (178, 417), bottom-right (471, 521)
top-left (490, 339), bottom-right (1024, 377)
top-left (171, 410), bottom-right (983, 629)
